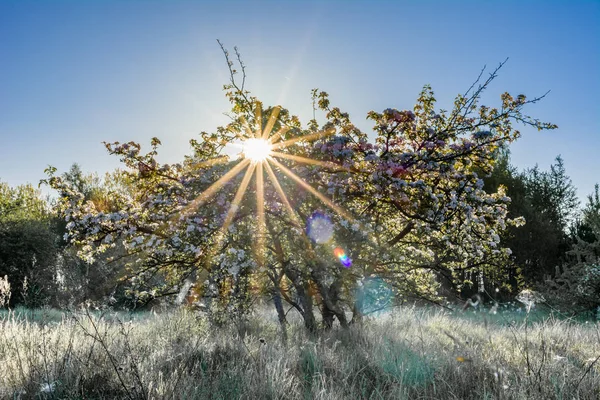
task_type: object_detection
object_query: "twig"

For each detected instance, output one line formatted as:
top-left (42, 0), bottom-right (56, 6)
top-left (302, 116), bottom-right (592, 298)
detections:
top-left (575, 354), bottom-right (600, 390)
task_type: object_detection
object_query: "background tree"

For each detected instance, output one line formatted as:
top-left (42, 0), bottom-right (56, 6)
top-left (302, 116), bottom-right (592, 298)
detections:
top-left (50, 164), bottom-right (141, 308)
top-left (485, 154), bottom-right (578, 290)
top-left (0, 182), bottom-right (59, 307)
top-left (545, 184), bottom-right (600, 313)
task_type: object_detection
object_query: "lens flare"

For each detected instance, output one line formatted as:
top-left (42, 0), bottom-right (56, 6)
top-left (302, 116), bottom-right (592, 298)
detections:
top-left (333, 247), bottom-right (352, 268)
top-left (354, 277), bottom-right (394, 315)
top-left (306, 211), bottom-right (334, 244)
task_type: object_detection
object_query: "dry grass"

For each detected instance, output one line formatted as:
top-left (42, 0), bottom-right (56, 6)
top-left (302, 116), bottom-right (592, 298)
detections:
top-left (0, 305), bottom-right (598, 399)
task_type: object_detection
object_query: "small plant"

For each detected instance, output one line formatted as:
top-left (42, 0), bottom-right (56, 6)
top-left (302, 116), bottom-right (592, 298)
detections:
top-left (0, 275), bottom-right (11, 308)
top-left (516, 289), bottom-right (545, 312)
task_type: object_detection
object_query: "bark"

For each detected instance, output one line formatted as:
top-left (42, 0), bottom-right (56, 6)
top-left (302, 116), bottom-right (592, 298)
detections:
top-left (176, 270), bottom-right (196, 305)
top-left (285, 266), bottom-right (318, 334)
top-left (387, 220), bottom-right (415, 247)
top-left (350, 302), bottom-right (364, 325)
top-left (267, 270), bottom-right (289, 343)
top-left (299, 286), bottom-right (318, 333)
top-left (271, 287), bottom-right (288, 343)
top-left (321, 304), bottom-right (335, 329)
top-left (268, 223), bottom-right (318, 334)
top-left (311, 269), bottom-right (349, 329)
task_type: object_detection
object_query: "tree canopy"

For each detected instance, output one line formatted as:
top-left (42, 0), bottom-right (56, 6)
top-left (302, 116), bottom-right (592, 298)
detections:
top-left (43, 54), bottom-right (557, 332)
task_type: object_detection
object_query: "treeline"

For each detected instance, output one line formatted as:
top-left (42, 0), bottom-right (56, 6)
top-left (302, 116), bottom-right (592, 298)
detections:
top-left (0, 153), bottom-right (598, 314)
top-left (0, 165), bottom-right (131, 308)
top-left (484, 152), bottom-right (600, 311)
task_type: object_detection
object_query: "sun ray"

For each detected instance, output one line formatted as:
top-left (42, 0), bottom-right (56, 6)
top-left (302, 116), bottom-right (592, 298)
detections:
top-left (265, 160), bottom-right (330, 267)
top-left (178, 158), bottom-right (251, 220)
top-left (262, 106), bottom-right (281, 140)
top-left (220, 162), bottom-right (256, 234)
top-left (271, 127), bottom-right (336, 150)
top-left (238, 116), bottom-right (254, 139)
top-left (267, 126), bottom-right (290, 145)
top-left (265, 161), bottom-right (340, 268)
top-left (269, 157), bottom-right (354, 222)
top-left (270, 151), bottom-right (349, 171)
top-left (205, 162), bottom-right (256, 269)
top-left (188, 156), bottom-right (230, 171)
top-left (254, 101), bottom-right (262, 138)
top-left (263, 161), bottom-right (302, 229)
top-left (255, 162), bottom-right (265, 265)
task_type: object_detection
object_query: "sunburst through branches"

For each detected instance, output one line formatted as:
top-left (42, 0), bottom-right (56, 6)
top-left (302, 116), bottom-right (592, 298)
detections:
top-left (184, 102), bottom-right (353, 266)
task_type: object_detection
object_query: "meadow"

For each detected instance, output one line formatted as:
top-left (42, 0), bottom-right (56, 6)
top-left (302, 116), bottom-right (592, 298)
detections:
top-left (0, 304), bottom-right (598, 399)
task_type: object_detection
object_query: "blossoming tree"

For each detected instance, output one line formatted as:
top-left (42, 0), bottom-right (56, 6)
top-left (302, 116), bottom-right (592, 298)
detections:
top-left (44, 51), bottom-right (556, 334)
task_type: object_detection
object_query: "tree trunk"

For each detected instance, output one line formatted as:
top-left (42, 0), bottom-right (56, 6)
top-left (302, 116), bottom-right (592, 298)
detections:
top-left (284, 266), bottom-right (318, 334)
top-left (176, 270), bottom-right (196, 305)
top-left (298, 284), bottom-right (318, 333)
top-left (311, 270), bottom-right (348, 329)
top-left (271, 287), bottom-right (288, 343)
top-left (268, 224), bottom-right (318, 334)
top-left (321, 304), bottom-right (335, 329)
top-left (350, 302), bottom-right (364, 325)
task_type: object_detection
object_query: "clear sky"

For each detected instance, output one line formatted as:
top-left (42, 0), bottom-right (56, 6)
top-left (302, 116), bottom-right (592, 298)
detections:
top-left (1, 0), bottom-right (598, 202)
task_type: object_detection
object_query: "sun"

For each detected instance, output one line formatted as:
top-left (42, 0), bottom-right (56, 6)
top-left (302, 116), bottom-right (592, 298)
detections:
top-left (243, 138), bottom-right (272, 162)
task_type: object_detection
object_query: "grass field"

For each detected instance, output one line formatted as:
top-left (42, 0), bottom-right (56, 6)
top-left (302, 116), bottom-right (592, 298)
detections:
top-left (0, 305), bottom-right (598, 399)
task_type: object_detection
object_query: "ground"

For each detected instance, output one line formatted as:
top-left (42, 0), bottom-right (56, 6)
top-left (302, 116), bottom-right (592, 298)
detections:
top-left (0, 304), bottom-right (598, 399)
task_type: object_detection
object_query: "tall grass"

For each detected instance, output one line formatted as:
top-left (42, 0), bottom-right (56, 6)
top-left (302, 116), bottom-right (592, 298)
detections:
top-left (0, 305), bottom-right (598, 399)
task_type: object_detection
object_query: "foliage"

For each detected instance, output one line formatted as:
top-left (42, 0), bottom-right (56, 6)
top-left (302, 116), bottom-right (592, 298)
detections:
top-left (546, 184), bottom-right (600, 312)
top-left (0, 182), bottom-right (59, 307)
top-left (484, 154), bottom-right (578, 289)
top-left (52, 164), bottom-right (139, 308)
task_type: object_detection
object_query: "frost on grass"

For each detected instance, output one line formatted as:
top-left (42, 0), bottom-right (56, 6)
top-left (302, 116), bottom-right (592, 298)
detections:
top-left (0, 306), bottom-right (598, 399)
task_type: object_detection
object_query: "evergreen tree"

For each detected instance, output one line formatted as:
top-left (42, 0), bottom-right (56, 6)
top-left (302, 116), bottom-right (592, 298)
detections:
top-left (546, 185), bottom-right (600, 312)
top-left (485, 154), bottom-right (578, 289)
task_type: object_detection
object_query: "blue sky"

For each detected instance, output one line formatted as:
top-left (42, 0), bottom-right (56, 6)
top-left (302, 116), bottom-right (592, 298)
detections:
top-left (1, 0), bottom-right (599, 202)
